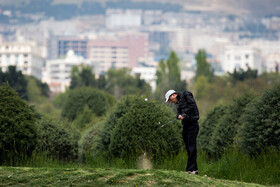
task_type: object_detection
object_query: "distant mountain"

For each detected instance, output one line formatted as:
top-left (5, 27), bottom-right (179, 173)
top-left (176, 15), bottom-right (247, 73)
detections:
top-left (0, 0), bottom-right (280, 17)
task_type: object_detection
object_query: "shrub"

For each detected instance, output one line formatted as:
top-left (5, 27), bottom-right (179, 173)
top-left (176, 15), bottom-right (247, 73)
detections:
top-left (197, 105), bottom-right (228, 154)
top-left (61, 87), bottom-right (116, 121)
top-left (239, 85), bottom-right (280, 155)
top-left (36, 119), bottom-right (78, 160)
top-left (79, 121), bottom-right (104, 161)
top-left (98, 95), bottom-right (137, 152)
top-left (107, 96), bottom-right (182, 159)
top-left (209, 93), bottom-right (254, 157)
top-left (0, 83), bottom-right (37, 165)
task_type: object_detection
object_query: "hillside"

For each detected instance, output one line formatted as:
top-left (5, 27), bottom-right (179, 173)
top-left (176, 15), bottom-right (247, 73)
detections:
top-left (0, 0), bottom-right (280, 17)
top-left (0, 167), bottom-right (266, 186)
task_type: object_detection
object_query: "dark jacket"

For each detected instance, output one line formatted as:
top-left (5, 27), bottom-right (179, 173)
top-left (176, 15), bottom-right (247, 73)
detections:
top-left (176, 90), bottom-right (199, 124)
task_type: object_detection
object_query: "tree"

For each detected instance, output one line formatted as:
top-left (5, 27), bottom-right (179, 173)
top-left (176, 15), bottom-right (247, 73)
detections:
top-left (209, 93), bottom-right (254, 157)
top-left (239, 85), bottom-right (280, 155)
top-left (102, 96), bottom-right (182, 159)
top-left (61, 87), bottom-right (116, 121)
top-left (155, 51), bottom-right (187, 100)
top-left (36, 119), bottom-right (78, 160)
top-left (97, 74), bottom-right (107, 90)
top-left (0, 66), bottom-right (28, 100)
top-left (229, 67), bottom-right (258, 82)
top-left (104, 68), bottom-right (151, 99)
top-left (0, 83), bottom-right (37, 165)
top-left (70, 65), bottom-right (96, 89)
top-left (197, 105), bottom-right (228, 155)
top-left (195, 49), bottom-right (214, 82)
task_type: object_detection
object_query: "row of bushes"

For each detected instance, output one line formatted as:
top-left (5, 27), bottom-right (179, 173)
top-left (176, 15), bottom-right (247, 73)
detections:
top-left (0, 84), bottom-right (116, 165)
top-left (198, 84), bottom-right (280, 157)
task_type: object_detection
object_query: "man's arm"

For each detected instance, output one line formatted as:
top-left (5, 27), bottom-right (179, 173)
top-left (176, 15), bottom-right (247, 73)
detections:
top-left (182, 91), bottom-right (197, 119)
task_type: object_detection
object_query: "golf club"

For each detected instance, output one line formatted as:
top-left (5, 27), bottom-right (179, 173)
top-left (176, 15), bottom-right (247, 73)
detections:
top-left (160, 114), bottom-right (186, 128)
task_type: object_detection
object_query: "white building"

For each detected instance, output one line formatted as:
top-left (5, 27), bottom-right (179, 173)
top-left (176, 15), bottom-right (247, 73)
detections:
top-left (43, 50), bottom-right (92, 93)
top-left (106, 9), bottom-right (142, 29)
top-left (222, 45), bottom-right (263, 75)
top-left (266, 53), bottom-right (280, 73)
top-left (0, 41), bottom-right (43, 80)
top-left (131, 66), bottom-right (156, 91)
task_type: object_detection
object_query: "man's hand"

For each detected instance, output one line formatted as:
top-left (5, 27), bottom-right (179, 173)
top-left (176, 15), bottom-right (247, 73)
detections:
top-left (178, 115), bottom-right (185, 120)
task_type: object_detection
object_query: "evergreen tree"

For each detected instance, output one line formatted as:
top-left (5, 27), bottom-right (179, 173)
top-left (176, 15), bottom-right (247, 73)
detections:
top-left (0, 83), bottom-right (37, 165)
top-left (195, 49), bottom-right (214, 82)
top-left (197, 105), bottom-right (228, 154)
top-left (105, 68), bottom-right (151, 99)
top-left (0, 66), bottom-right (28, 100)
top-left (107, 96), bottom-right (182, 159)
top-left (209, 93), bottom-right (255, 157)
top-left (239, 85), bottom-right (280, 155)
top-left (36, 119), bottom-right (78, 160)
top-left (155, 51), bottom-right (186, 100)
top-left (70, 65), bottom-right (96, 89)
top-left (61, 87), bottom-right (115, 121)
top-left (229, 67), bottom-right (258, 82)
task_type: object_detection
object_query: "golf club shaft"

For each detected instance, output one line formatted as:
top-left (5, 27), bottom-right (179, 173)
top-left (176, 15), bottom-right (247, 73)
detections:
top-left (161, 119), bottom-right (177, 127)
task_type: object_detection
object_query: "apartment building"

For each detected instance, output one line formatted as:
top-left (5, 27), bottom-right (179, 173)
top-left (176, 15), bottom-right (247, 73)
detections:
top-left (43, 50), bottom-right (92, 93)
top-left (0, 41), bottom-right (43, 79)
top-left (88, 32), bottom-right (149, 74)
top-left (47, 35), bottom-right (88, 59)
top-left (222, 45), bottom-right (263, 74)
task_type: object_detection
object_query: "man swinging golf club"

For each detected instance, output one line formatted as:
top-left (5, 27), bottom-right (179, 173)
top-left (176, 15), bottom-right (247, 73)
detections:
top-left (165, 89), bottom-right (199, 175)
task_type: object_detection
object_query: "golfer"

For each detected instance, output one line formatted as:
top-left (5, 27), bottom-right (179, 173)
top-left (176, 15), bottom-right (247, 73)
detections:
top-left (165, 90), bottom-right (199, 175)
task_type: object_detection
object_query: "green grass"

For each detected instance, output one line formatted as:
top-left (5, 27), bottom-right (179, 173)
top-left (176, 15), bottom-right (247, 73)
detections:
top-left (0, 167), bottom-right (267, 187)
top-left (154, 148), bottom-right (280, 186)
top-left (2, 148), bottom-right (279, 186)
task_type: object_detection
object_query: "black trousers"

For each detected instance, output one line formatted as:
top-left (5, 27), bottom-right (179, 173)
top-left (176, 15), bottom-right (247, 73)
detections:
top-left (182, 121), bottom-right (199, 171)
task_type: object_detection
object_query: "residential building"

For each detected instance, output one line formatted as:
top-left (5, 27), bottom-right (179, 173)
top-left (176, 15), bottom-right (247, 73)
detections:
top-left (88, 32), bottom-right (149, 74)
top-left (265, 53), bottom-right (280, 72)
top-left (0, 41), bottom-right (43, 79)
top-left (43, 50), bottom-right (92, 93)
top-left (47, 35), bottom-right (88, 59)
top-left (222, 45), bottom-right (263, 74)
top-left (105, 9), bottom-right (142, 29)
top-left (131, 66), bottom-right (156, 91)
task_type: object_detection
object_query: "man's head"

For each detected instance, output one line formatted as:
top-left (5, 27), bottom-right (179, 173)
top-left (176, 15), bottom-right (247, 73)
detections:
top-left (165, 90), bottom-right (178, 103)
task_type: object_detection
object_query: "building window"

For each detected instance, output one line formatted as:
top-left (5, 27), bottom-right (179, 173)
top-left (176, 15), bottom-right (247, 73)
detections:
top-left (245, 54), bottom-right (250, 59)
top-left (24, 54), bottom-right (28, 58)
top-left (24, 61), bottom-right (28, 64)
top-left (235, 56), bottom-right (241, 60)
top-left (6, 55), bottom-right (10, 63)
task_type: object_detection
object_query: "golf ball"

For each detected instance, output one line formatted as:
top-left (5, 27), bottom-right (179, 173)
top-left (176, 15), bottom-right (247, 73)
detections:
top-left (145, 98), bottom-right (148, 101)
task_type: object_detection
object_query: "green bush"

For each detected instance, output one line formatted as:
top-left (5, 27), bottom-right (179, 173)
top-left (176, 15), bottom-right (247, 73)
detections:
top-left (0, 84), bottom-right (37, 165)
top-left (239, 85), bottom-right (280, 155)
top-left (79, 121), bottom-right (104, 161)
top-left (209, 93), bottom-right (254, 157)
top-left (98, 96), bottom-right (137, 152)
top-left (61, 87), bottom-right (116, 121)
top-left (107, 96), bottom-right (182, 159)
top-left (36, 119), bottom-right (78, 160)
top-left (197, 105), bottom-right (228, 154)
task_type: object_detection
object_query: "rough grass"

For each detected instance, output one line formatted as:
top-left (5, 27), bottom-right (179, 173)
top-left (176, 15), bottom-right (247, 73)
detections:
top-left (0, 167), bottom-right (267, 187)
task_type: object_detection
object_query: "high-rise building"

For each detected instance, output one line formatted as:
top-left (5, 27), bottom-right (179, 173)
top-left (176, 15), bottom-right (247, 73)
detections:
top-left (222, 45), bottom-right (263, 74)
top-left (47, 36), bottom-right (88, 59)
top-left (0, 41), bottom-right (43, 80)
top-left (88, 32), bottom-right (149, 74)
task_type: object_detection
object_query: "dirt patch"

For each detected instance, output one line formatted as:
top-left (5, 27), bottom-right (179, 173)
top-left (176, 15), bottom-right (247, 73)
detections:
top-left (145, 180), bottom-right (157, 186)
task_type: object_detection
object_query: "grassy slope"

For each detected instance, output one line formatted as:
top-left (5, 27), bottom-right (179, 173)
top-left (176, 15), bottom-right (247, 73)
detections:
top-left (0, 167), bottom-right (266, 187)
